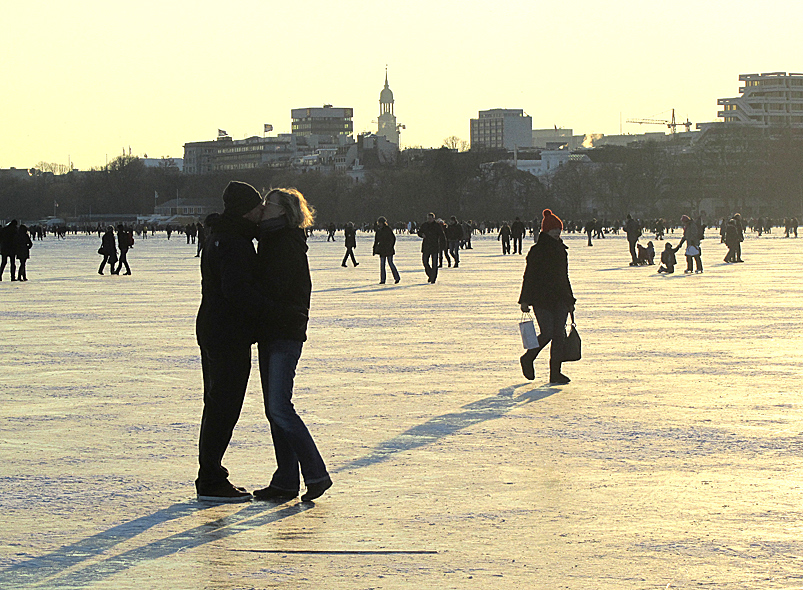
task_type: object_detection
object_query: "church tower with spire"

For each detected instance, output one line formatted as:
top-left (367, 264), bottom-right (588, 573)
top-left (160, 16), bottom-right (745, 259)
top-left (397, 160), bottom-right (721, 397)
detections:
top-left (377, 68), bottom-right (399, 145)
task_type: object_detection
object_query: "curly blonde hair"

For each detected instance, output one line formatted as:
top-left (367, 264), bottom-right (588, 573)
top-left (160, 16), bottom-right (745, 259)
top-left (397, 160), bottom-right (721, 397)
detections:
top-left (265, 187), bottom-right (315, 229)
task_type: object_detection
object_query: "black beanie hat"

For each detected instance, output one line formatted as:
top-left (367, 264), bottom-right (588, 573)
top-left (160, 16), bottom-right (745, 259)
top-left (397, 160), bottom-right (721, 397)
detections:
top-left (222, 181), bottom-right (262, 217)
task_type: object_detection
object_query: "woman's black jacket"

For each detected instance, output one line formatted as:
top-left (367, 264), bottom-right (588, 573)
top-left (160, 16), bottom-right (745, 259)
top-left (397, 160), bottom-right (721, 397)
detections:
top-left (518, 232), bottom-right (575, 310)
top-left (373, 224), bottom-right (396, 256)
top-left (256, 217), bottom-right (311, 342)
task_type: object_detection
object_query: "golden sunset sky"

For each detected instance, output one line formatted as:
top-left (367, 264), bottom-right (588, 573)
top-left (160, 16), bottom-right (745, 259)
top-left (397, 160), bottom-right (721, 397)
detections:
top-left (1, 0), bottom-right (801, 170)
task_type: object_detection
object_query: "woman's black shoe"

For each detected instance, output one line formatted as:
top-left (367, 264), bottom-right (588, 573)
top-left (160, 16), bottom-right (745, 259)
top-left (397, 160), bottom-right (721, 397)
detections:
top-left (301, 477), bottom-right (332, 502)
top-left (253, 486), bottom-right (298, 501)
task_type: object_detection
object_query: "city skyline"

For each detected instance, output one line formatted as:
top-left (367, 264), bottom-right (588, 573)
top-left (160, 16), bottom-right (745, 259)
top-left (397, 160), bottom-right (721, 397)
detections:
top-left (2, 0), bottom-right (802, 170)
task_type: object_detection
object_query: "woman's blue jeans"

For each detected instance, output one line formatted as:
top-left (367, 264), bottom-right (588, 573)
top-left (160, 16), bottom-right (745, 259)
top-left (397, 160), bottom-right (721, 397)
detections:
top-left (258, 339), bottom-right (328, 491)
top-left (380, 255), bottom-right (400, 283)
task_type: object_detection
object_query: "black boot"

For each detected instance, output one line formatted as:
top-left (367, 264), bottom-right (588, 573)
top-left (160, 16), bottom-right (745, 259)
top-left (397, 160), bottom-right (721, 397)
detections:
top-left (549, 361), bottom-right (570, 384)
top-left (520, 347), bottom-right (539, 380)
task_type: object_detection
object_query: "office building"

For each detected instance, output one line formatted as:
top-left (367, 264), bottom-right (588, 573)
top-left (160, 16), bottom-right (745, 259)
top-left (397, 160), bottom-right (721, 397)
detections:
top-left (291, 105), bottom-right (354, 139)
top-left (470, 109), bottom-right (532, 150)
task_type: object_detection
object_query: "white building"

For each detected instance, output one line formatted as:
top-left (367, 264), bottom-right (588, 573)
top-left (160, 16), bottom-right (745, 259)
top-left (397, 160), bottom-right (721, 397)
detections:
top-left (718, 72), bottom-right (803, 128)
top-left (470, 109), bottom-right (532, 150)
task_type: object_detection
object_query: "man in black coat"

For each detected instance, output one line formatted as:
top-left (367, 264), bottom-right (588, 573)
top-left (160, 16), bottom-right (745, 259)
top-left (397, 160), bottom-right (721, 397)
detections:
top-left (195, 181), bottom-right (272, 503)
top-left (511, 217), bottom-right (526, 254)
top-left (624, 214), bottom-right (641, 266)
top-left (0, 220), bottom-right (18, 281)
top-left (417, 212), bottom-right (446, 283)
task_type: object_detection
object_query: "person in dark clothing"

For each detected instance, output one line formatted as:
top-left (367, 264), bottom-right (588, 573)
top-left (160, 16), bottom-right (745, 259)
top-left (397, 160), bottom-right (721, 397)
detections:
top-left (14, 224), bottom-right (32, 281)
top-left (731, 213), bottom-right (745, 262)
top-left (0, 220), bottom-right (18, 281)
top-left (253, 187), bottom-right (331, 503)
top-left (195, 222), bottom-right (205, 257)
top-left (373, 216), bottom-right (400, 284)
top-left (97, 226), bottom-right (118, 275)
top-left (724, 218), bottom-right (740, 263)
top-left (511, 217), bottom-right (526, 254)
top-left (498, 223), bottom-right (512, 254)
top-left (677, 214), bottom-right (703, 273)
top-left (417, 212), bottom-right (446, 283)
top-left (196, 181), bottom-right (269, 503)
top-left (584, 219), bottom-right (596, 246)
top-left (445, 216), bottom-right (463, 268)
top-left (113, 225), bottom-right (132, 275)
top-left (624, 214), bottom-right (641, 266)
top-left (658, 242), bottom-right (678, 274)
top-left (341, 222), bottom-right (359, 267)
top-left (518, 209), bottom-right (576, 385)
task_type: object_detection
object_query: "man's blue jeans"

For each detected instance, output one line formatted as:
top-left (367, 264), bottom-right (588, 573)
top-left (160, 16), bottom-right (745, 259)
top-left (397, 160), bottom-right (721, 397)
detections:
top-left (448, 240), bottom-right (460, 265)
top-left (258, 339), bottom-right (329, 492)
top-left (422, 252), bottom-right (438, 282)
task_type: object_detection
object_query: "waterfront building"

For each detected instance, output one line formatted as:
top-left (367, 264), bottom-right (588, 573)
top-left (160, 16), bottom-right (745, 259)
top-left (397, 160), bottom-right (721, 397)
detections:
top-left (718, 72), bottom-right (803, 128)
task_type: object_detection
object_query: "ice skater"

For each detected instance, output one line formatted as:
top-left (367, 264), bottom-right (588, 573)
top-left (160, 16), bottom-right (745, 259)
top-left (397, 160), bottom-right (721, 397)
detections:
top-left (518, 209), bottom-right (576, 385)
top-left (677, 214), bottom-right (703, 273)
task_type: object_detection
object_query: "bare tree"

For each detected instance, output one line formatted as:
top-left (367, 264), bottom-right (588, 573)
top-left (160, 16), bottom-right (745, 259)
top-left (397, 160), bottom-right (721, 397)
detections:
top-left (442, 136), bottom-right (469, 152)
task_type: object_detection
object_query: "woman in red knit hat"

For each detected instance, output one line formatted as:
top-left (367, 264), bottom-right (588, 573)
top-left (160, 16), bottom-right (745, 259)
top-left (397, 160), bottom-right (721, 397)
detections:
top-left (518, 209), bottom-right (576, 384)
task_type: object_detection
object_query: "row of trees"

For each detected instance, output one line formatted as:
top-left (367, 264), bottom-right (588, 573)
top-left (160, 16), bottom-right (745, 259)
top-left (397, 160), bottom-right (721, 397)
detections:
top-left (2, 127), bottom-right (802, 224)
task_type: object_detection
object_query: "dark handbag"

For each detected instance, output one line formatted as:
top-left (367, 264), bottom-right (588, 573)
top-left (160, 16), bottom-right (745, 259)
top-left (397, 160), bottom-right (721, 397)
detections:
top-left (563, 313), bottom-right (581, 362)
top-left (97, 247), bottom-right (104, 255)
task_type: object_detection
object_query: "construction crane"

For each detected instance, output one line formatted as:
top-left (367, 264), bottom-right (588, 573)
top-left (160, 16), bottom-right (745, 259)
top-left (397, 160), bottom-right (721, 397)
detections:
top-left (626, 109), bottom-right (692, 134)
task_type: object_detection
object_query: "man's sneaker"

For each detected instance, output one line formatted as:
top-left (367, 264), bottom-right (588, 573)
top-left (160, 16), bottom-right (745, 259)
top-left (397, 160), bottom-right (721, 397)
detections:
top-left (253, 486), bottom-right (298, 502)
top-left (301, 477), bottom-right (332, 502)
top-left (197, 482), bottom-right (252, 503)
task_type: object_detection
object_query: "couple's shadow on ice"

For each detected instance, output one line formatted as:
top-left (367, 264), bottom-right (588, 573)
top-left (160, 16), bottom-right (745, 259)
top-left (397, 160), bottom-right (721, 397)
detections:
top-left (0, 382), bottom-right (555, 587)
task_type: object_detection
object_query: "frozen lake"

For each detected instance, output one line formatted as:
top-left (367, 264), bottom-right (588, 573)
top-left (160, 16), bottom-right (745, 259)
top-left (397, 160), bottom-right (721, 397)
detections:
top-left (1, 227), bottom-right (802, 589)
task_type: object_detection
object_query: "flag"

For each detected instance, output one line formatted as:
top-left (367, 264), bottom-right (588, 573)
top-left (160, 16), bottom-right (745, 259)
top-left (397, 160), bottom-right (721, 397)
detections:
top-left (264, 124), bottom-right (273, 133)
top-left (218, 129), bottom-right (228, 137)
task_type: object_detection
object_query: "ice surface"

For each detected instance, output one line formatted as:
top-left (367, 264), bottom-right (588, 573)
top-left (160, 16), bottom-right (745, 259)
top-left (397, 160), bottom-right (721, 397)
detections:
top-left (1, 229), bottom-right (802, 589)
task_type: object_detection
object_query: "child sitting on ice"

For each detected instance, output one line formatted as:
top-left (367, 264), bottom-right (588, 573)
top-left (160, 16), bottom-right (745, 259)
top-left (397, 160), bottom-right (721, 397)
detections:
top-left (658, 242), bottom-right (678, 273)
top-left (635, 241), bottom-right (655, 265)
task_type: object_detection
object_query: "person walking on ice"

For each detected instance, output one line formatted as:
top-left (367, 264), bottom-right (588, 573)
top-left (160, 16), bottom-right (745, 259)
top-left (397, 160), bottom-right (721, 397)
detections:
top-left (518, 209), bottom-right (576, 385)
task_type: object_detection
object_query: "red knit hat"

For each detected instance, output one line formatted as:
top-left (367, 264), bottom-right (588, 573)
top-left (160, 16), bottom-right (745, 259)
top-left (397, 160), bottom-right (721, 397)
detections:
top-left (541, 209), bottom-right (563, 232)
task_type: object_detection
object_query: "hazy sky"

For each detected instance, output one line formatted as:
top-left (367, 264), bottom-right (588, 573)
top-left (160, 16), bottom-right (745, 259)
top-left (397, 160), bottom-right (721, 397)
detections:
top-left (2, 0), bottom-right (801, 170)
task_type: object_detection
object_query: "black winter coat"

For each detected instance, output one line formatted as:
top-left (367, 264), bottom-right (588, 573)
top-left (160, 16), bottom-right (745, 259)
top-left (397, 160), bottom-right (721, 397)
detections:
top-left (196, 213), bottom-right (273, 349)
top-left (0, 224), bottom-right (17, 255)
top-left (344, 226), bottom-right (357, 248)
top-left (445, 222), bottom-right (463, 241)
top-left (373, 224), bottom-right (396, 256)
top-left (518, 232), bottom-right (575, 310)
top-left (257, 216), bottom-right (312, 342)
top-left (417, 220), bottom-right (445, 254)
top-left (100, 231), bottom-right (117, 256)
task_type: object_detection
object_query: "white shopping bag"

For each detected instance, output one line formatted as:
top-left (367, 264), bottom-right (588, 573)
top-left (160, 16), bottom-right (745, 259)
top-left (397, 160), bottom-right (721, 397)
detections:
top-left (519, 313), bottom-right (539, 349)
